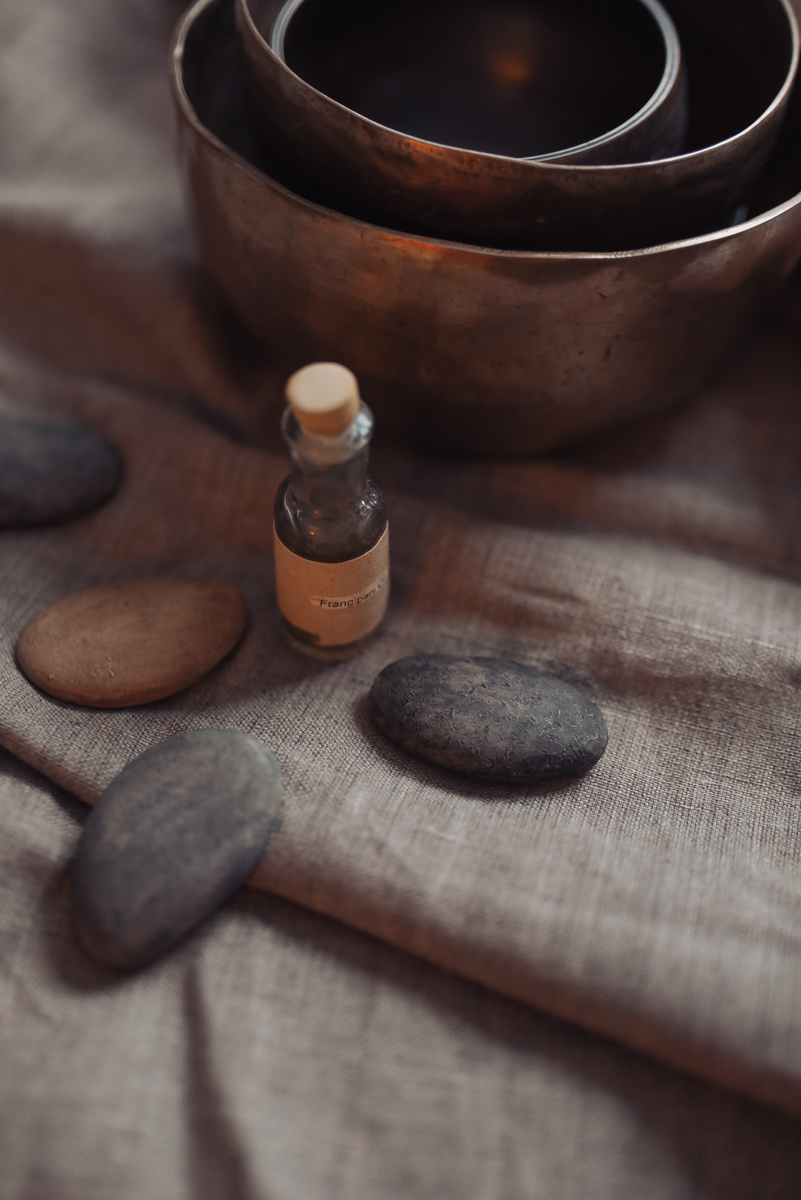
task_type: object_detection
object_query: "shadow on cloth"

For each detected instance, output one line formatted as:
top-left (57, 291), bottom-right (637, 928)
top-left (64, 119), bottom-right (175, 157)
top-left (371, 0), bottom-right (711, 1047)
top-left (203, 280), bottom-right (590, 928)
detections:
top-left (233, 889), bottom-right (801, 1200)
top-left (17, 773), bottom-right (801, 1199)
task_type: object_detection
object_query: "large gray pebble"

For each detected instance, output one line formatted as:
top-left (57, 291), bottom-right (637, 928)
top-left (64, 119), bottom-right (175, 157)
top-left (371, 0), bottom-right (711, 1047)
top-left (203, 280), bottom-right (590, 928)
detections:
top-left (0, 419), bottom-right (122, 525)
top-left (370, 654), bottom-right (608, 782)
top-left (72, 729), bottom-right (283, 968)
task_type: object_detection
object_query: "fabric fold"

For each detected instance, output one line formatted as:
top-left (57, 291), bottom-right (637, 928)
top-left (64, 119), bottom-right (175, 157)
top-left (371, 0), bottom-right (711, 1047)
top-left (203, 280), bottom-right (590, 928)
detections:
top-left (3, 0), bottom-right (801, 1138)
top-left (2, 352), bottom-right (801, 1119)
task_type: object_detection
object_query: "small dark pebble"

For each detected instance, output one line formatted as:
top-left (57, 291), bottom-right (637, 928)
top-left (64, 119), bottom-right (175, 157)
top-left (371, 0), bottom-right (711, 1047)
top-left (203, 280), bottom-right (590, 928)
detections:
top-left (0, 419), bottom-right (122, 526)
top-left (370, 654), bottom-right (608, 782)
top-left (72, 729), bottom-right (283, 969)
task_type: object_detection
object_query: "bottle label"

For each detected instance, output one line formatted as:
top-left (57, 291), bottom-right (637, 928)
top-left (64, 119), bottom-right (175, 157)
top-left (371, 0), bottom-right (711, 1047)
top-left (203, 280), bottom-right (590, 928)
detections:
top-left (273, 525), bottom-right (390, 646)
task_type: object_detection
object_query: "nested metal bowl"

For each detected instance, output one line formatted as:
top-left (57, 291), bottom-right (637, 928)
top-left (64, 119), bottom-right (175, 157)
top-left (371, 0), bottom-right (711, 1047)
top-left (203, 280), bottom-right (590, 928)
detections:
top-left (172, 0), bottom-right (801, 457)
top-left (236, 0), bottom-right (799, 251)
top-left (269, 0), bottom-right (687, 166)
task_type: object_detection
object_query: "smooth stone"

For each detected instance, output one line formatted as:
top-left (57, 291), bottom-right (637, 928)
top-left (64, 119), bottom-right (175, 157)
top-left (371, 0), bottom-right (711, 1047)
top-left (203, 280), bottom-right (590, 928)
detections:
top-left (369, 654), bottom-right (608, 782)
top-left (72, 729), bottom-right (284, 968)
top-left (0, 419), bottom-right (122, 525)
top-left (16, 577), bottom-right (247, 707)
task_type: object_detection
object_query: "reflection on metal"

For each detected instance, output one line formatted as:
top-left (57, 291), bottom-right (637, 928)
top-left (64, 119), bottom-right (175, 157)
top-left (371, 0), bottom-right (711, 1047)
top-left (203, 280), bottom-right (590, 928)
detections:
top-left (171, 0), bottom-right (801, 457)
top-left (237, 0), bottom-right (797, 251)
top-left (267, 0), bottom-right (684, 163)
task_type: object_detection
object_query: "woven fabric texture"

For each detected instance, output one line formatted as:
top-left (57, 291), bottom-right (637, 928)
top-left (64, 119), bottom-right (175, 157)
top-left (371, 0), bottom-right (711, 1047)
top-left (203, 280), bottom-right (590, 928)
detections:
top-left (4, 748), bottom-right (801, 1200)
top-left (2, 0), bottom-right (801, 1195)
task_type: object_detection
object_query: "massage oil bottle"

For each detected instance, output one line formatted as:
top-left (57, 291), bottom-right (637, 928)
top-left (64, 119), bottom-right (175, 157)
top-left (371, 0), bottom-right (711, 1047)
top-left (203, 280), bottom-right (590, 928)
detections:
top-left (273, 362), bottom-right (389, 658)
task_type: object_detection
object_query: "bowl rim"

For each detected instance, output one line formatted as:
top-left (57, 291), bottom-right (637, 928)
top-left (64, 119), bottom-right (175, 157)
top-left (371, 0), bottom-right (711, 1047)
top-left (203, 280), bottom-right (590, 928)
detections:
top-left (239, 0), bottom-right (799, 174)
top-left (268, 0), bottom-right (684, 164)
top-left (171, 0), bottom-right (801, 261)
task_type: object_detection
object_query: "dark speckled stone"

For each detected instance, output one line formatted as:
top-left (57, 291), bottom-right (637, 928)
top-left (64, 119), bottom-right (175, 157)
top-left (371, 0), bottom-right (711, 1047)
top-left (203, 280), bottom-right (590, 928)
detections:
top-left (72, 729), bottom-right (283, 969)
top-left (370, 654), bottom-right (608, 782)
top-left (0, 420), bottom-right (122, 525)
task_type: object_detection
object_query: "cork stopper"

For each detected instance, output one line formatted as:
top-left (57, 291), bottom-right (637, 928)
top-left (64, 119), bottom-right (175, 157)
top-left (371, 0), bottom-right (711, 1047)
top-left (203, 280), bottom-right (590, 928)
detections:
top-left (286, 362), bottom-right (361, 435)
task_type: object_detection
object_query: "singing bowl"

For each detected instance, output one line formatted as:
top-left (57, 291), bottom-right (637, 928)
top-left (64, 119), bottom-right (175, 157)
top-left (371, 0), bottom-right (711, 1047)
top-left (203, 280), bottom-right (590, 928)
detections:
top-left (172, 0), bottom-right (801, 457)
top-left (269, 0), bottom-right (687, 166)
top-left (236, 0), bottom-right (798, 251)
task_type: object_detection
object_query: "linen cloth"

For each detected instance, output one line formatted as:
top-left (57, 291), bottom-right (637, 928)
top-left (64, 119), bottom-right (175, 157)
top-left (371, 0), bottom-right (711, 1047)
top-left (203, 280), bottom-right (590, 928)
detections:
top-left (4, 747), bottom-right (801, 1200)
top-left (2, 0), bottom-right (801, 1194)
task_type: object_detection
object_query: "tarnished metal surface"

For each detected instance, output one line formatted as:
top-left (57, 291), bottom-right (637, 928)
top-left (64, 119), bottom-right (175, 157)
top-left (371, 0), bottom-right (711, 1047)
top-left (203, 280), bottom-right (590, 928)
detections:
top-left (237, 0), bottom-right (798, 251)
top-left (171, 0), bottom-right (801, 456)
top-left (267, 0), bottom-right (687, 167)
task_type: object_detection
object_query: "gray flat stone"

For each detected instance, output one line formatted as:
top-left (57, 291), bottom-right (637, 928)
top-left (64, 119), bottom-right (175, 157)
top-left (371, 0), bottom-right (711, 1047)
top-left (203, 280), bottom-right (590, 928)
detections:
top-left (369, 654), bottom-right (608, 782)
top-left (0, 419), bottom-right (122, 525)
top-left (72, 729), bottom-right (283, 968)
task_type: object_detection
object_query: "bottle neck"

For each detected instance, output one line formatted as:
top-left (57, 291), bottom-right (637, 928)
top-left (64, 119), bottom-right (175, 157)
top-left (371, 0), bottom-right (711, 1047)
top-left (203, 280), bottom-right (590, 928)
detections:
top-left (282, 402), bottom-right (373, 517)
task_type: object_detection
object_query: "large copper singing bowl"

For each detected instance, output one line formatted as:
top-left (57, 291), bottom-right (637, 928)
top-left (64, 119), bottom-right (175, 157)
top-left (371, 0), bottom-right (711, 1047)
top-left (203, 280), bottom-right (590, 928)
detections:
top-left (269, 0), bottom-right (687, 166)
top-left (172, 0), bottom-right (801, 457)
top-left (236, 0), bottom-right (799, 251)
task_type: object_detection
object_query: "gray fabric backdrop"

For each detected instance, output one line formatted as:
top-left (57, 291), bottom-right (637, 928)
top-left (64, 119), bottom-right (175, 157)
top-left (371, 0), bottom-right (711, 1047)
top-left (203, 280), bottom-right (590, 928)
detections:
top-left (2, 1), bottom-right (801, 1195)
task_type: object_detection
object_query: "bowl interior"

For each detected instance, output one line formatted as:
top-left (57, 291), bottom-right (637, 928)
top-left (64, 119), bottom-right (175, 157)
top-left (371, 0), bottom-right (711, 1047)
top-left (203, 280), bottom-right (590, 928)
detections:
top-left (274, 0), bottom-right (671, 159)
top-left (252, 0), bottom-right (796, 158)
top-left (658, 0), bottom-right (795, 152)
top-left (184, 0), bottom-right (801, 242)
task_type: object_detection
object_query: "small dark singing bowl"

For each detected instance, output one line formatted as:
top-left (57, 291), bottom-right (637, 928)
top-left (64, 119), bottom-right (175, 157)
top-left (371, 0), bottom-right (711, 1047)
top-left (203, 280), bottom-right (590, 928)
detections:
top-left (269, 0), bottom-right (687, 165)
top-left (236, 0), bottom-right (798, 251)
top-left (172, 0), bottom-right (801, 457)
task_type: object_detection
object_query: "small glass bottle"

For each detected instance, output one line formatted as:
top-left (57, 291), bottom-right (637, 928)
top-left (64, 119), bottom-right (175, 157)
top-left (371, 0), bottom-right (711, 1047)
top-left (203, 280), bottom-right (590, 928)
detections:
top-left (273, 362), bottom-right (389, 659)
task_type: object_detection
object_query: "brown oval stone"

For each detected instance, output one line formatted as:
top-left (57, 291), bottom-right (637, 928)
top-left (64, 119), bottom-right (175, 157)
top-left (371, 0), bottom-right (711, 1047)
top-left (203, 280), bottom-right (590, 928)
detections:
top-left (16, 578), bottom-right (247, 707)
